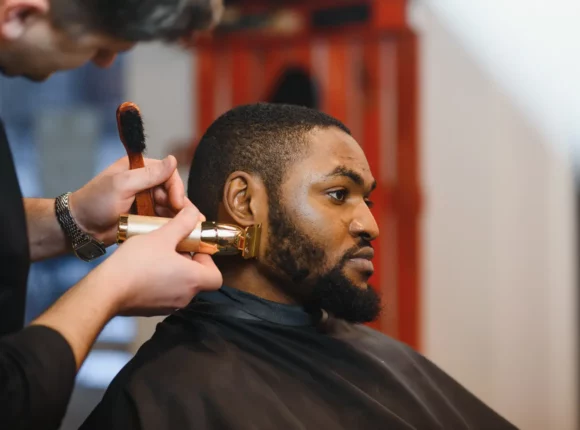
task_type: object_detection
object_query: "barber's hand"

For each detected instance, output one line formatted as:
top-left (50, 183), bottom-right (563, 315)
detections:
top-left (69, 155), bottom-right (189, 246)
top-left (95, 206), bottom-right (222, 316)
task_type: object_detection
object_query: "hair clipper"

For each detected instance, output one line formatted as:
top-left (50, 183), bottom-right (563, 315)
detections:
top-left (117, 214), bottom-right (261, 259)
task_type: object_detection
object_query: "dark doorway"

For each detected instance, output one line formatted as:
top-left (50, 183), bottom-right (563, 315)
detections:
top-left (267, 65), bottom-right (319, 109)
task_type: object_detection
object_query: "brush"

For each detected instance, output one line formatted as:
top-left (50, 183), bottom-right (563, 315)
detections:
top-left (116, 102), bottom-right (156, 217)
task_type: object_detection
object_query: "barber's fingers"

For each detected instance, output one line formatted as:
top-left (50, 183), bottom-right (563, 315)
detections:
top-left (190, 253), bottom-right (223, 291)
top-left (146, 156), bottom-right (185, 211)
top-left (152, 181), bottom-right (186, 213)
top-left (154, 206), bottom-right (177, 218)
top-left (179, 252), bottom-right (194, 260)
top-left (118, 156), bottom-right (176, 197)
top-left (154, 195), bottom-right (206, 221)
top-left (152, 186), bottom-right (170, 207)
top-left (183, 197), bottom-right (197, 210)
top-left (183, 198), bottom-right (205, 220)
top-left (154, 200), bottom-right (205, 221)
top-left (192, 252), bottom-right (215, 265)
top-left (153, 206), bottom-right (201, 245)
top-left (163, 162), bottom-right (186, 211)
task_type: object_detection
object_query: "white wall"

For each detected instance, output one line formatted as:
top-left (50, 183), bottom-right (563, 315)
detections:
top-left (413, 4), bottom-right (577, 429)
top-left (123, 44), bottom-right (195, 160)
top-left (417, 0), bottom-right (580, 158)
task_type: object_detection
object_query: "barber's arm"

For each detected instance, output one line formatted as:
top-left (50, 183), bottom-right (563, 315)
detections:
top-left (0, 325), bottom-right (76, 430)
top-left (0, 206), bottom-right (222, 429)
top-left (0, 156), bottom-right (223, 429)
top-left (24, 155), bottom-right (186, 262)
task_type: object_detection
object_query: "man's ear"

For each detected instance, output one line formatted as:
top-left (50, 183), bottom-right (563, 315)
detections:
top-left (222, 171), bottom-right (266, 227)
top-left (1, 0), bottom-right (48, 40)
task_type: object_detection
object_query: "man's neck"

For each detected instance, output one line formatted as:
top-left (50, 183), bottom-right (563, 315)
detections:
top-left (220, 262), bottom-right (298, 305)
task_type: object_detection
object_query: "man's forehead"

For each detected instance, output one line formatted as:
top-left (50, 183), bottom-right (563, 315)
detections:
top-left (304, 127), bottom-right (373, 179)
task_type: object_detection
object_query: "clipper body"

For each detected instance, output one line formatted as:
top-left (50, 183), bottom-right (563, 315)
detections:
top-left (117, 214), bottom-right (261, 259)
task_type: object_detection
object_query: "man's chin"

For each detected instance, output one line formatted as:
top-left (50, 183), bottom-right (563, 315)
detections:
top-left (343, 269), bottom-right (373, 290)
top-left (309, 272), bottom-right (382, 324)
top-left (346, 279), bottom-right (371, 291)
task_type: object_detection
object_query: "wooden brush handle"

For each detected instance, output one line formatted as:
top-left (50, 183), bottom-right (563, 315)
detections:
top-left (117, 102), bottom-right (156, 217)
top-left (128, 154), bottom-right (156, 217)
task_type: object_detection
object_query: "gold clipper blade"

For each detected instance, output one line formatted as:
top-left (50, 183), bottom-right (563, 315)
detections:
top-left (241, 224), bottom-right (261, 259)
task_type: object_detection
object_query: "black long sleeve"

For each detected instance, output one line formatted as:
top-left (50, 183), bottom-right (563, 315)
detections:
top-left (0, 117), bottom-right (30, 338)
top-left (0, 325), bottom-right (76, 430)
top-left (0, 116), bottom-right (77, 429)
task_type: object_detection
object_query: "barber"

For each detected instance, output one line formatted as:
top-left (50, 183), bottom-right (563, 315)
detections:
top-left (0, 0), bottom-right (224, 429)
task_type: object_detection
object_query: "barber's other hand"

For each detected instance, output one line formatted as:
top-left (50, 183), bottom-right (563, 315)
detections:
top-left (94, 206), bottom-right (222, 316)
top-left (69, 155), bottom-right (190, 246)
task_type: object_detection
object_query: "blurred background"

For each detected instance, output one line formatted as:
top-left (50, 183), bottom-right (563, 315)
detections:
top-left (0, 0), bottom-right (577, 428)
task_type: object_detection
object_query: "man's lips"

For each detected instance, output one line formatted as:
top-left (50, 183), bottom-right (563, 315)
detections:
top-left (348, 247), bottom-right (375, 274)
top-left (350, 247), bottom-right (375, 260)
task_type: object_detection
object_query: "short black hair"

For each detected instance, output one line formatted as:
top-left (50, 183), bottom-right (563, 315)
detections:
top-left (50, 0), bottom-right (223, 42)
top-left (187, 103), bottom-right (351, 220)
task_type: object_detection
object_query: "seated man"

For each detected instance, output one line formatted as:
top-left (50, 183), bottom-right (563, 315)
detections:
top-left (81, 103), bottom-right (515, 429)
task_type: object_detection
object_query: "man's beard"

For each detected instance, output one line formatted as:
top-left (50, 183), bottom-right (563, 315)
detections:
top-left (264, 198), bottom-right (382, 324)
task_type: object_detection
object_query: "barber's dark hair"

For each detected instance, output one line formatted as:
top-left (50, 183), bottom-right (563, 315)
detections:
top-left (49, 0), bottom-right (223, 42)
top-left (187, 102), bottom-right (351, 220)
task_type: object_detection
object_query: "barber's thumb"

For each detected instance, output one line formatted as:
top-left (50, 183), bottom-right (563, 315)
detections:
top-left (145, 156), bottom-right (176, 185)
top-left (125, 156), bottom-right (176, 194)
top-left (157, 206), bottom-right (200, 244)
top-left (155, 156), bottom-right (177, 180)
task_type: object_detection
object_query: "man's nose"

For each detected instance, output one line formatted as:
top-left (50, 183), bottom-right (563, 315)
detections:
top-left (348, 207), bottom-right (379, 242)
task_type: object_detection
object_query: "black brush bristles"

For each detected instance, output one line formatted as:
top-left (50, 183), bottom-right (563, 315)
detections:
top-left (118, 105), bottom-right (146, 154)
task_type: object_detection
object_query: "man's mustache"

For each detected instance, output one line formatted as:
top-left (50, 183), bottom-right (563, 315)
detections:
top-left (341, 240), bottom-right (373, 262)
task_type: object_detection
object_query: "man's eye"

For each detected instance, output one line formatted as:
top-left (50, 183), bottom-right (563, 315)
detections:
top-left (328, 189), bottom-right (348, 202)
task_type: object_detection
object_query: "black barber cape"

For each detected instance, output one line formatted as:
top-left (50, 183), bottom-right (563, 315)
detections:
top-left (83, 286), bottom-right (517, 430)
top-left (0, 118), bottom-right (76, 429)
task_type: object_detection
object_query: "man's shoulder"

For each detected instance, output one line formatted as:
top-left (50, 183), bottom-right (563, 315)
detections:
top-left (81, 315), bottom-right (222, 429)
top-left (110, 313), bottom-right (236, 388)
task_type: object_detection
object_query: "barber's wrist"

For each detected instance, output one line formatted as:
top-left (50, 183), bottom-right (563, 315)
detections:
top-left (55, 192), bottom-right (107, 262)
top-left (86, 260), bottom-right (131, 317)
top-left (68, 191), bottom-right (103, 242)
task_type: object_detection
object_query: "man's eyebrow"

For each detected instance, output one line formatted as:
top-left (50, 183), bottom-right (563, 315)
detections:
top-left (327, 166), bottom-right (376, 192)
